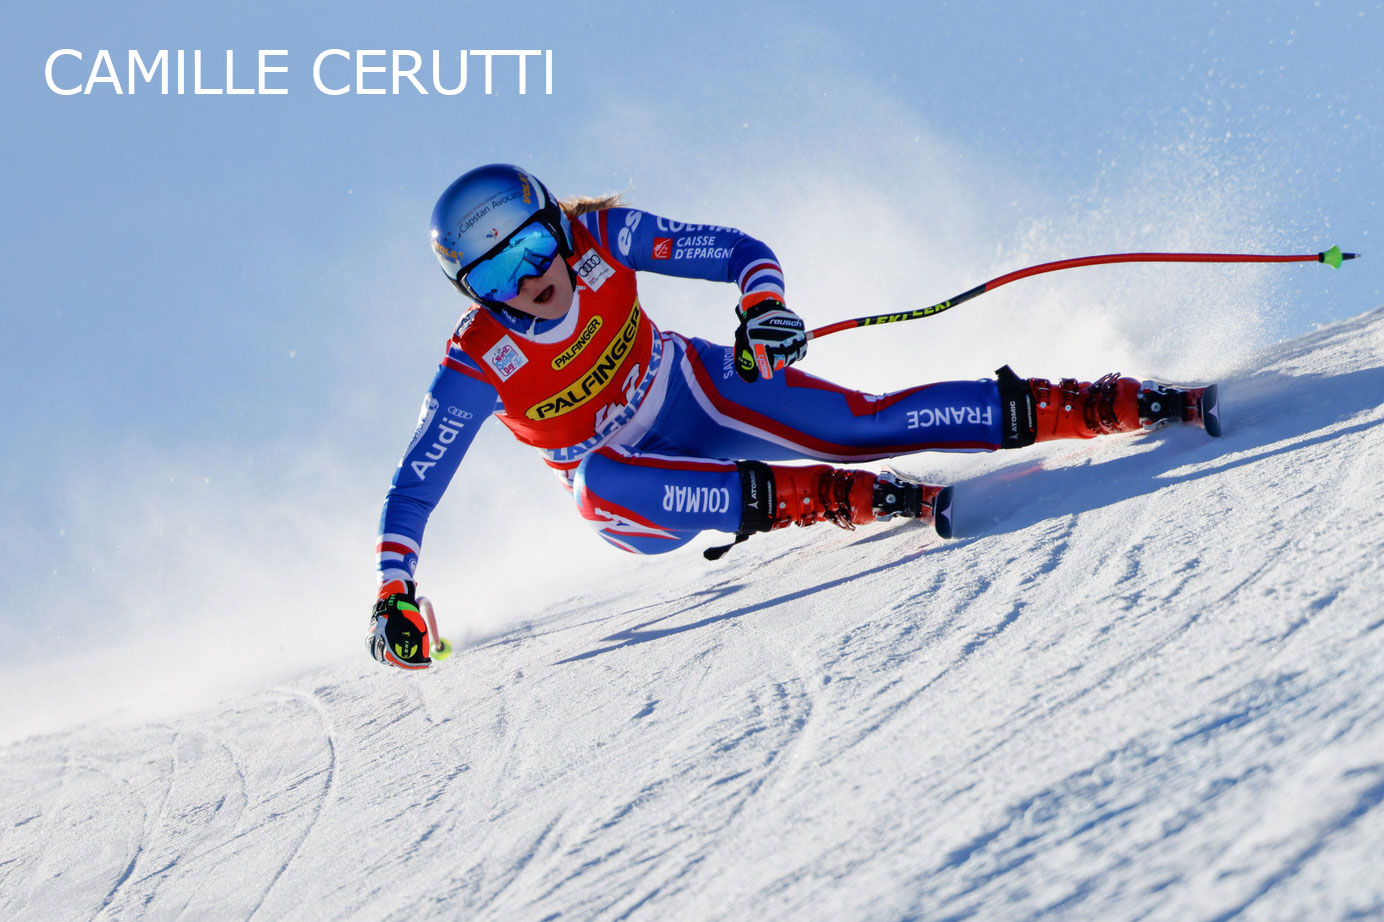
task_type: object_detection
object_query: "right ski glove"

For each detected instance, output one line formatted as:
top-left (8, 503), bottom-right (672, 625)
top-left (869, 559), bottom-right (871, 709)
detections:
top-left (734, 292), bottom-right (807, 382)
top-left (367, 579), bottom-right (432, 670)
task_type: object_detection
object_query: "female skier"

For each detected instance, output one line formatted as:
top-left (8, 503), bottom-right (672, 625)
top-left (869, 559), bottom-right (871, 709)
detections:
top-left (367, 163), bottom-right (1218, 669)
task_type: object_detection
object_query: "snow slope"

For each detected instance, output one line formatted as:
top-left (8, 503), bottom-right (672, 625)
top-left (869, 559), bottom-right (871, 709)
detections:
top-left (3, 307), bottom-right (1383, 922)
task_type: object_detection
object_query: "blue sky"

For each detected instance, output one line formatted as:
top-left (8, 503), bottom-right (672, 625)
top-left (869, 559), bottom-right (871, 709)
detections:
top-left (1, 1), bottom-right (1379, 684)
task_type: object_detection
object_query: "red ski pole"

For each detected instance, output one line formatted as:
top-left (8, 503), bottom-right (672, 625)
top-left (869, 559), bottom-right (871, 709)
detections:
top-left (417, 596), bottom-right (453, 662)
top-left (806, 245), bottom-right (1359, 341)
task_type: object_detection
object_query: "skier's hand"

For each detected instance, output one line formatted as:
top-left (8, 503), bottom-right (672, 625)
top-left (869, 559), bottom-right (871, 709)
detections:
top-left (366, 579), bottom-right (432, 670)
top-left (734, 293), bottom-right (807, 382)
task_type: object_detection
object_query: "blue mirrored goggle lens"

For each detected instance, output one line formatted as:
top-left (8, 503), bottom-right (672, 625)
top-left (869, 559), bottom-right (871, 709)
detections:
top-left (462, 223), bottom-right (560, 302)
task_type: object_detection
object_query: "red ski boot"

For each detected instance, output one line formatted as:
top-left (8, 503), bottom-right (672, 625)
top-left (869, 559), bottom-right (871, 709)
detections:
top-left (996, 365), bottom-right (1222, 447)
top-left (748, 463), bottom-right (953, 534)
top-left (1029, 373), bottom-right (1144, 441)
top-left (707, 463), bottom-right (954, 559)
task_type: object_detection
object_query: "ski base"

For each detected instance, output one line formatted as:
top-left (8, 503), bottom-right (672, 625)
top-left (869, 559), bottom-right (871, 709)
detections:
top-left (1141, 381), bottom-right (1223, 438)
top-left (932, 485), bottom-right (955, 539)
top-left (1197, 384), bottom-right (1222, 437)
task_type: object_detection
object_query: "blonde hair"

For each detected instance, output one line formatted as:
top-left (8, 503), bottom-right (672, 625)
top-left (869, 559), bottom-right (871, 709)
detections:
top-left (560, 193), bottom-right (624, 217)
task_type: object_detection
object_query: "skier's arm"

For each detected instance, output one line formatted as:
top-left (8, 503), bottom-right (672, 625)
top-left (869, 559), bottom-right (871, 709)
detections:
top-left (376, 343), bottom-right (498, 589)
top-left (575, 207), bottom-right (801, 381)
top-left (369, 343), bottom-right (498, 671)
top-left (575, 207), bottom-right (785, 301)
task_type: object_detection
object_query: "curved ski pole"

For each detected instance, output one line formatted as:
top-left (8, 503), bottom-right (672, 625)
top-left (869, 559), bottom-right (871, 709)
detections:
top-left (806, 246), bottom-right (1359, 341)
top-left (416, 596), bottom-right (453, 662)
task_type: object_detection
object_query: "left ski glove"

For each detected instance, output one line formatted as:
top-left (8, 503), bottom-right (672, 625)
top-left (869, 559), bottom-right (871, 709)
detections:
top-left (734, 293), bottom-right (807, 382)
top-left (367, 579), bottom-right (432, 670)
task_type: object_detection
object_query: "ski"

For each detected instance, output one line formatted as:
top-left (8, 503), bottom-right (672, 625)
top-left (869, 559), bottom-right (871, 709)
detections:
top-left (875, 473), bottom-right (955, 539)
top-left (932, 485), bottom-right (956, 539)
top-left (1139, 382), bottom-right (1222, 438)
top-left (1194, 384), bottom-right (1222, 437)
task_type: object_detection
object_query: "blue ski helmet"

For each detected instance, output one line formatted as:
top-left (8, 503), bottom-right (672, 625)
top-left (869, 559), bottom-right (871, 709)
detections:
top-left (429, 164), bottom-right (573, 304)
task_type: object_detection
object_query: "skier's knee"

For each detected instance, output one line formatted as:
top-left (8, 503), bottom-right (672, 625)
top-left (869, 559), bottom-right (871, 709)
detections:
top-left (572, 452), bottom-right (695, 555)
top-left (594, 527), bottom-right (697, 555)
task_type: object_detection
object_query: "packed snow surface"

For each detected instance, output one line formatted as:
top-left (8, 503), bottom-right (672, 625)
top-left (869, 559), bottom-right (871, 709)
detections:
top-left (4, 308), bottom-right (1383, 922)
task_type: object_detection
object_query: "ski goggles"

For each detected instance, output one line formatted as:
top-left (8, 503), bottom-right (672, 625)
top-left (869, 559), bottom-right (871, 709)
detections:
top-left (460, 221), bottom-right (561, 303)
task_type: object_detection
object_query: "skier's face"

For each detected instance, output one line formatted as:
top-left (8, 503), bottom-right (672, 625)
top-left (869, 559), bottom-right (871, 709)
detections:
top-left (503, 254), bottom-right (573, 320)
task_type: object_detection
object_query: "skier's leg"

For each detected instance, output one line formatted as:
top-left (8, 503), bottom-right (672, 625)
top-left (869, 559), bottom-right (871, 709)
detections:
top-left (640, 337), bottom-right (1003, 462)
top-left (573, 446), bottom-right (952, 555)
top-left (573, 339), bottom-right (1213, 555)
top-left (652, 338), bottom-right (1213, 459)
top-left (573, 448), bottom-right (739, 554)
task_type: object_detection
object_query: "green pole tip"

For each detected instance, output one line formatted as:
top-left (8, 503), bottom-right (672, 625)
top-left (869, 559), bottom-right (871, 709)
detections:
top-left (1320, 245), bottom-right (1344, 269)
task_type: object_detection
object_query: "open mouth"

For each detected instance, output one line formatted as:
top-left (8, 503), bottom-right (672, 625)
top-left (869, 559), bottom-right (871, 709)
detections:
top-left (533, 284), bottom-right (555, 304)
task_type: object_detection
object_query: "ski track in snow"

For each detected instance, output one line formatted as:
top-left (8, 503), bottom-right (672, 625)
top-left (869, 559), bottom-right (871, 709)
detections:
top-left (3, 308), bottom-right (1384, 921)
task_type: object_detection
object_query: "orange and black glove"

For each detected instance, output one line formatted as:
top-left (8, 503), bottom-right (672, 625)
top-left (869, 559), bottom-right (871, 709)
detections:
top-left (366, 579), bottom-right (432, 670)
top-left (734, 292), bottom-right (807, 382)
